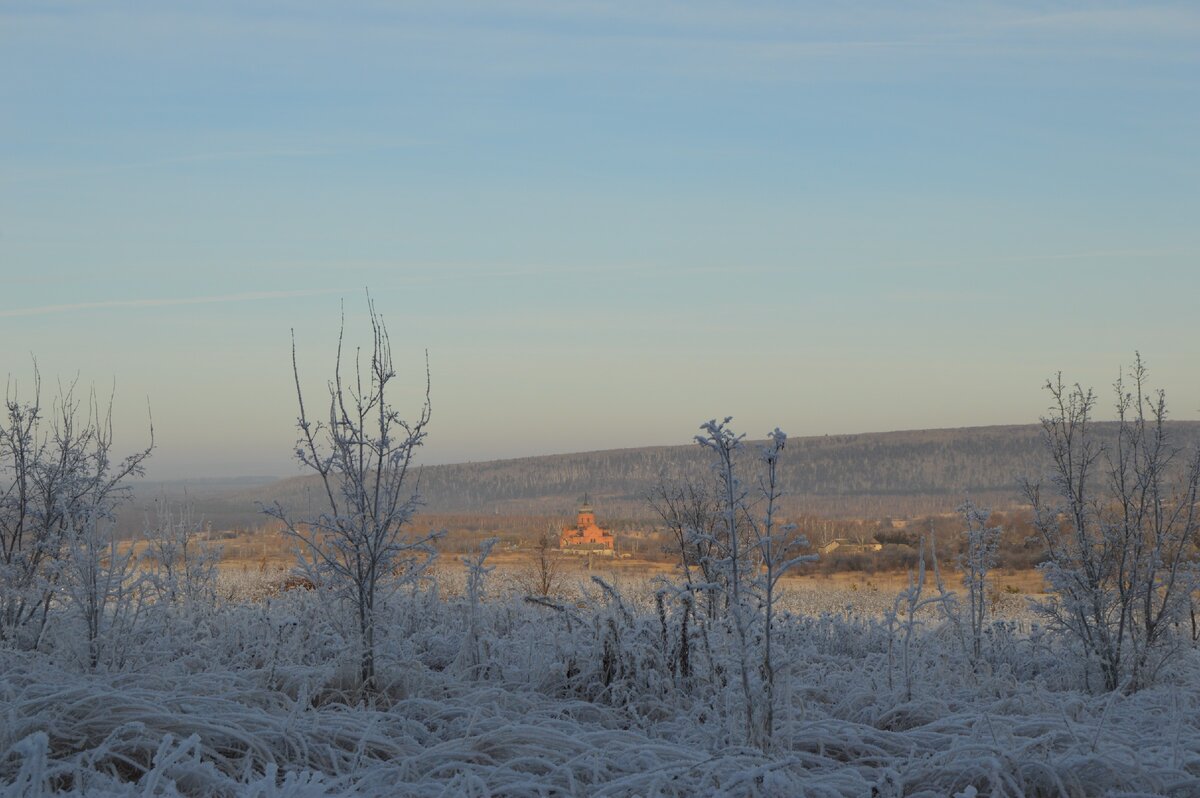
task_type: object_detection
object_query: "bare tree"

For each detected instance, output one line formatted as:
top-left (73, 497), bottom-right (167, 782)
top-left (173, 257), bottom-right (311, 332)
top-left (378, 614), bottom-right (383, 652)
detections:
top-left (647, 479), bottom-right (723, 693)
top-left (958, 498), bottom-right (1001, 666)
top-left (264, 298), bottom-right (440, 693)
top-left (646, 480), bottom-right (722, 619)
top-left (1024, 355), bottom-right (1200, 691)
top-left (522, 525), bottom-right (563, 598)
top-left (0, 367), bottom-right (152, 647)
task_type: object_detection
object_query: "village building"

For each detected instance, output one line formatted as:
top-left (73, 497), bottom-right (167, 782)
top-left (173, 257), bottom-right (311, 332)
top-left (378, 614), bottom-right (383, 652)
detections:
top-left (559, 497), bottom-right (615, 556)
top-left (818, 538), bottom-right (884, 555)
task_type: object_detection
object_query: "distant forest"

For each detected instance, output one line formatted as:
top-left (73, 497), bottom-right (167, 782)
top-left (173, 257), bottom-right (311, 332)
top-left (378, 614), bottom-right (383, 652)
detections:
top-left (122, 422), bottom-right (1200, 532)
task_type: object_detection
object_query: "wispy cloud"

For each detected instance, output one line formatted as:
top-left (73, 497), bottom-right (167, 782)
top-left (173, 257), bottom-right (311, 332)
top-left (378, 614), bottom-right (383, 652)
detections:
top-left (984, 247), bottom-right (1188, 264)
top-left (0, 289), bottom-right (343, 318)
top-left (1003, 7), bottom-right (1200, 36)
top-left (3, 142), bottom-right (416, 186)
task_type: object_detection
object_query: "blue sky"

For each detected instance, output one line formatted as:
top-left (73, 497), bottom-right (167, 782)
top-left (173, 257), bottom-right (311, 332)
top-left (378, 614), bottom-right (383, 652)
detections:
top-left (2, 2), bottom-right (1198, 478)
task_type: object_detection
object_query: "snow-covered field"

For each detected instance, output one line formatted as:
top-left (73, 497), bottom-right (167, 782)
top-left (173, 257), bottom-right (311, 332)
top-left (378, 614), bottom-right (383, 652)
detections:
top-left (4, 567), bottom-right (1199, 798)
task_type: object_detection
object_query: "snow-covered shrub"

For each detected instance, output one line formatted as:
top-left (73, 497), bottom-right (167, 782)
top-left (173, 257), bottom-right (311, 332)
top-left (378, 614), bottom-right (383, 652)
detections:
top-left (53, 510), bottom-right (148, 671)
top-left (0, 369), bottom-right (151, 650)
top-left (646, 419), bottom-right (819, 750)
top-left (957, 499), bottom-right (1002, 667)
top-left (453, 537), bottom-right (497, 678)
top-left (1024, 356), bottom-right (1200, 691)
top-left (883, 535), bottom-right (955, 701)
top-left (142, 504), bottom-right (221, 609)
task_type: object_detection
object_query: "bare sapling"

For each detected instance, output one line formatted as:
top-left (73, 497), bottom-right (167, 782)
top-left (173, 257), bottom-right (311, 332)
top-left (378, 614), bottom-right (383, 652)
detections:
top-left (264, 296), bottom-right (441, 694)
top-left (647, 479), bottom-right (723, 690)
top-left (647, 480), bottom-right (724, 621)
top-left (958, 499), bottom-right (1001, 667)
top-left (522, 525), bottom-right (563, 598)
top-left (0, 368), bottom-right (152, 649)
top-left (1023, 355), bottom-right (1200, 691)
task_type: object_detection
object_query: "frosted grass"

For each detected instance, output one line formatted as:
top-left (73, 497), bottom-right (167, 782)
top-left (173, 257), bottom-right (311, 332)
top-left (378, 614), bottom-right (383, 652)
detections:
top-left (3, 581), bottom-right (1199, 796)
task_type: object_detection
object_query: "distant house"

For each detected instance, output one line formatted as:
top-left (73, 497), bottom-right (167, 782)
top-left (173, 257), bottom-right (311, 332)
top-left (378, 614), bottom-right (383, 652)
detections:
top-left (819, 538), bottom-right (883, 555)
top-left (559, 498), bottom-right (615, 556)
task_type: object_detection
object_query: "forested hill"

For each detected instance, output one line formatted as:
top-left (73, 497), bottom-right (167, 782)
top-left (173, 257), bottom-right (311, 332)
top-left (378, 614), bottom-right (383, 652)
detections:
top-left (211, 421), bottom-right (1200, 523)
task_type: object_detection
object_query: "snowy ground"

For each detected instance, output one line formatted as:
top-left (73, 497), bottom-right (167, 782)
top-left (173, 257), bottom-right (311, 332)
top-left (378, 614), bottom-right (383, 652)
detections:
top-left (3, 571), bottom-right (1199, 797)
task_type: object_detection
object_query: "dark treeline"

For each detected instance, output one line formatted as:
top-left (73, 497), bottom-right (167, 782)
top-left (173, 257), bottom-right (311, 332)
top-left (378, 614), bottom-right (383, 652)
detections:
top-left (409, 422), bottom-right (1200, 516)
top-left (115, 422), bottom-right (1200, 533)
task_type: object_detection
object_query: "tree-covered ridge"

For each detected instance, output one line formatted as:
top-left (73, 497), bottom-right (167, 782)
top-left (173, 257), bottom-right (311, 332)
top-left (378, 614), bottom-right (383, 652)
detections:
top-left (214, 422), bottom-right (1200, 520)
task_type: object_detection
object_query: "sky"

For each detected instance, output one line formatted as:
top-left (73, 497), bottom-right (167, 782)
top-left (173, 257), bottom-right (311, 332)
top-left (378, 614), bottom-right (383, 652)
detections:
top-left (1, 1), bottom-right (1198, 479)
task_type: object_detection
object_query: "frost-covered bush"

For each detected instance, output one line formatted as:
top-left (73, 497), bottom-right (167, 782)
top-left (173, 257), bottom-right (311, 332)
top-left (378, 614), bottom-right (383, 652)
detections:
top-left (142, 505), bottom-right (221, 609)
top-left (53, 510), bottom-right (148, 671)
top-left (958, 499), bottom-right (1002, 667)
top-left (1, 369), bottom-right (151, 649)
top-left (1024, 357), bottom-right (1200, 692)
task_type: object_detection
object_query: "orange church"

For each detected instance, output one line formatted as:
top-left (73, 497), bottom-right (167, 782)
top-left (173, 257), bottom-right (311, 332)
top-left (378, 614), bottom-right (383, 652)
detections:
top-left (559, 498), bottom-right (615, 555)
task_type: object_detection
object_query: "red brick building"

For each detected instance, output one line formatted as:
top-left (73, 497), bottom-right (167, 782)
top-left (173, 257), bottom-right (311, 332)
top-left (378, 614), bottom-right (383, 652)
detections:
top-left (559, 498), bottom-right (615, 555)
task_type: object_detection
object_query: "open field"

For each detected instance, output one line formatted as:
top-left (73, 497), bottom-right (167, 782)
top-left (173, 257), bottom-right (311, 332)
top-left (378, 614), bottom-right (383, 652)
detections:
top-left (208, 526), bottom-right (1049, 599)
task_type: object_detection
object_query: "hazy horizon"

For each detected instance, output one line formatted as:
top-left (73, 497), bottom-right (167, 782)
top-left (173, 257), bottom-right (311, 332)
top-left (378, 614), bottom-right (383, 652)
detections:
top-left (100, 417), bottom-right (1200, 484)
top-left (3, 2), bottom-right (1198, 480)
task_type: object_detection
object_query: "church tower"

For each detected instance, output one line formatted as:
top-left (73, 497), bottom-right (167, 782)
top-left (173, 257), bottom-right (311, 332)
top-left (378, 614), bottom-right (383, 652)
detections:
top-left (558, 493), bottom-right (615, 554)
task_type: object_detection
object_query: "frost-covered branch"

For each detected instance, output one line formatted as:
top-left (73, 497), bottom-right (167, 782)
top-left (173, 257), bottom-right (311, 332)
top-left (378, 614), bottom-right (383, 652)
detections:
top-left (263, 294), bottom-right (441, 694)
top-left (1024, 355), bottom-right (1200, 691)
